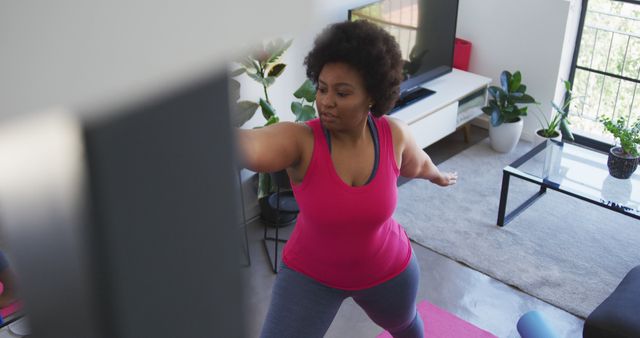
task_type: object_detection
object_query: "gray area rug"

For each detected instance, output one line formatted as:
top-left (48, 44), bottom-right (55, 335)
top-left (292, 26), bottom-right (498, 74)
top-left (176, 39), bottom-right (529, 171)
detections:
top-left (395, 138), bottom-right (640, 319)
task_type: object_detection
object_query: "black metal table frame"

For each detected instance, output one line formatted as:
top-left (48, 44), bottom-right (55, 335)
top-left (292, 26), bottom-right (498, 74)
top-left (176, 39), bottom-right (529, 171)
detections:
top-left (497, 139), bottom-right (640, 226)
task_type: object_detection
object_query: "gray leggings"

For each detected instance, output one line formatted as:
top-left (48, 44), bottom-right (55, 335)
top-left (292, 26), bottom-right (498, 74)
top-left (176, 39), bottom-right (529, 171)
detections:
top-left (260, 253), bottom-right (423, 338)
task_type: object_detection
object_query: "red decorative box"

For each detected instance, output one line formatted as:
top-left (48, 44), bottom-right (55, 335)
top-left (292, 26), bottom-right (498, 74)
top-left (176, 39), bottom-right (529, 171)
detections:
top-left (453, 38), bottom-right (472, 71)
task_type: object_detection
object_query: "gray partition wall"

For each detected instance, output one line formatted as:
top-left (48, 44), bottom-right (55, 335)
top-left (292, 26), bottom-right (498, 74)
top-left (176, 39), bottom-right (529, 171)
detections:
top-left (0, 73), bottom-right (245, 338)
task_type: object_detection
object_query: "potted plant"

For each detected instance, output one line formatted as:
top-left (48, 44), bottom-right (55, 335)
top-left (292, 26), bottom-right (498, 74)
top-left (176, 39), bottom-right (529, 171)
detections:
top-left (231, 38), bottom-right (317, 225)
top-left (534, 80), bottom-right (577, 144)
top-left (263, 79), bottom-right (317, 226)
top-left (481, 70), bottom-right (536, 153)
top-left (599, 116), bottom-right (640, 179)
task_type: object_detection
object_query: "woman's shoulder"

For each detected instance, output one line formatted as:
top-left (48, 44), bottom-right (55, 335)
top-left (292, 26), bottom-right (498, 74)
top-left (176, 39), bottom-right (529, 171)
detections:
top-left (278, 120), bottom-right (315, 153)
top-left (380, 115), bottom-right (408, 141)
top-left (272, 120), bottom-right (315, 137)
top-left (296, 120), bottom-right (316, 138)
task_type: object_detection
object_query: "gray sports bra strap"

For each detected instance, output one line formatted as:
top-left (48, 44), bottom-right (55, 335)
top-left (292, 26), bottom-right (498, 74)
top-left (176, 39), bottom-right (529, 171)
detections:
top-left (322, 115), bottom-right (380, 184)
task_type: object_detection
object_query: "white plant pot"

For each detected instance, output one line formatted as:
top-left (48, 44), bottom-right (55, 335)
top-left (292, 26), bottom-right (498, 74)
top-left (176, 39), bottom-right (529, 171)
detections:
top-left (489, 118), bottom-right (523, 153)
top-left (533, 129), bottom-right (561, 145)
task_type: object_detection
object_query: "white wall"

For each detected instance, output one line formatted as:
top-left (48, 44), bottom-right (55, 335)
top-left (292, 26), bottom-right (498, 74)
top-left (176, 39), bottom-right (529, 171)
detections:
top-left (555, 0), bottom-right (583, 112)
top-left (457, 0), bottom-right (572, 141)
top-left (0, 0), bottom-right (322, 222)
top-left (0, 0), bottom-right (313, 121)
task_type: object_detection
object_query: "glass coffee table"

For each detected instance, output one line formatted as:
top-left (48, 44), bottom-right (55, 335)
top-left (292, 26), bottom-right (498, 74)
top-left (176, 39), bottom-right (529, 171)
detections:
top-left (497, 139), bottom-right (640, 226)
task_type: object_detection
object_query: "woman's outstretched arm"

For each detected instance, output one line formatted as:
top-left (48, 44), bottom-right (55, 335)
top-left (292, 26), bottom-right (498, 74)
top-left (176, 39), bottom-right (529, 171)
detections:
top-left (236, 122), bottom-right (306, 173)
top-left (386, 117), bottom-right (457, 186)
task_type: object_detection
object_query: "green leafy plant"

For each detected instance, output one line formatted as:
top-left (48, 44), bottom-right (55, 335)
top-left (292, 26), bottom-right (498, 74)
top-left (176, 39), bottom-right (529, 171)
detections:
top-left (481, 70), bottom-right (536, 127)
top-left (230, 38), bottom-right (292, 128)
top-left (599, 116), bottom-right (640, 158)
top-left (230, 38), bottom-right (317, 199)
top-left (534, 80), bottom-right (577, 141)
top-left (230, 39), bottom-right (291, 199)
top-left (291, 79), bottom-right (317, 122)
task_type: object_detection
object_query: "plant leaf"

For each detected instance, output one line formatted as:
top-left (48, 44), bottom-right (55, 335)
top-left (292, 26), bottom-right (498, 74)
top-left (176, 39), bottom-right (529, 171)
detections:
top-left (266, 39), bottom-right (293, 65)
top-left (265, 115), bottom-right (280, 126)
top-left (503, 107), bottom-right (517, 121)
top-left (547, 113), bottom-right (561, 131)
top-left (516, 94), bottom-right (536, 104)
top-left (500, 71), bottom-right (511, 92)
top-left (234, 101), bottom-right (259, 127)
top-left (238, 56), bottom-right (255, 71)
top-left (490, 110), bottom-right (503, 127)
top-left (263, 76), bottom-right (276, 88)
top-left (268, 63), bottom-right (286, 78)
top-left (488, 86), bottom-right (501, 99)
top-left (293, 79), bottom-right (317, 102)
top-left (230, 68), bottom-right (245, 77)
top-left (229, 78), bottom-right (241, 103)
top-left (247, 72), bottom-right (264, 84)
top-left (250, 42), bottom-right (270, 65)
top-left (291, 101), bottom-right (303, 115)
top-left (259, 98), bottom-right (276, 120)
top-left (297, 105), bottom-right (317, 122)
top-left (560, 118), bottom-right (574, 141)
top-left (252, 59), bottom-right (263, 72)
top-left (511, 71), bottom-right (522, 92)
top-left (551, 101), bottom-right (567, 117)
top-left (258, 172), bottom-right (272, 199)
top-left (481, 106), bottom-right (493, 116)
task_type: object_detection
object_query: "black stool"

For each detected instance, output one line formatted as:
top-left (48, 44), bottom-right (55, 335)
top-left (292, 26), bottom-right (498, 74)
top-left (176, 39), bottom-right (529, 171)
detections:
top-left (236, 169), bottom-right (251, 267)
top-left (584, 265), bottom-right (640, 337)
top-left (262, 170), bottom-right (299, 273)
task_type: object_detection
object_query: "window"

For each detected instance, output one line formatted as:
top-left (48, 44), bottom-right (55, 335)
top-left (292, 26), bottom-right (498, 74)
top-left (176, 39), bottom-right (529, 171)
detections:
top-left (569, 0), bottom-right (640, 143)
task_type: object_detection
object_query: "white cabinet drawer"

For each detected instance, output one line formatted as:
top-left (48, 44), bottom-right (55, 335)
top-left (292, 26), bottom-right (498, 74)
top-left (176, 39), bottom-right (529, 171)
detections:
top-left (408, 102), bottom-right (457, 149)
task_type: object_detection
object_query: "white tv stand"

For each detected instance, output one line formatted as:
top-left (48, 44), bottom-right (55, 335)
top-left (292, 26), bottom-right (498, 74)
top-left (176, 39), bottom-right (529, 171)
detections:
top-left (389, 69), bottom-right (491, 149)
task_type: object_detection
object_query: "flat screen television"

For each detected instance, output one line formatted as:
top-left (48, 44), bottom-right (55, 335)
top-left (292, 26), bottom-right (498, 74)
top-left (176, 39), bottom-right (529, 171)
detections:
top-left (349, 0), bottom-right (460, 112)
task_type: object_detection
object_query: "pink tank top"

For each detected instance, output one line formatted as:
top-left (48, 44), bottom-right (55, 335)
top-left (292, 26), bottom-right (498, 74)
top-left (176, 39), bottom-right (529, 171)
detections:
top-left (282, 115), bottom-right (412, 290)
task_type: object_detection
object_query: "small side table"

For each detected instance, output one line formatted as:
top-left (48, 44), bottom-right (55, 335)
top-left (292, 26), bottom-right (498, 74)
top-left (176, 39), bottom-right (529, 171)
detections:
top-left (236, 169), bottom-right (251, 267)
top-left (496, 139), bottom-right (640, 227)
top-left (262, 170), bottom-right (299, 273)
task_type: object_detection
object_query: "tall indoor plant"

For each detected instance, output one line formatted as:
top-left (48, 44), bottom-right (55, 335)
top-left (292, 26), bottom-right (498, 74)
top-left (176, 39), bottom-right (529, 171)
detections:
top-left (534, 80), bottom-right (577, 143)
top-left (599, 116), bottom-right (640, 179)
top-left (231, 38), bottom-right (317, 222)
top-left (231, 38), bottom-right (292, 130)
top-left (482, 70), bottom-right (536, 153)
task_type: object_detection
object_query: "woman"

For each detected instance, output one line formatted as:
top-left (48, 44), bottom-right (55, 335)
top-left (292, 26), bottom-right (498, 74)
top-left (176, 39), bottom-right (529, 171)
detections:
top-left (238, 20), bottom-right (457, 338)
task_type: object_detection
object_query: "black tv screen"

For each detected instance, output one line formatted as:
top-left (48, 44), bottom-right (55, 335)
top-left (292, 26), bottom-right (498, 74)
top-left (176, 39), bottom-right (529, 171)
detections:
top-left (349, 0), bottom-right (459, 110)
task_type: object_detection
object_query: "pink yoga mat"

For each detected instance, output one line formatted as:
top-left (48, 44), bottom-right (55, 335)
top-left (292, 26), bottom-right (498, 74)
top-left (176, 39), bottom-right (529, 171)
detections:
top-left (377, 300), bottom-right (497, 338)
top-left (0, 281), bottom-right (21, 319)
top-left (0, 301), bottom-right (20, 319)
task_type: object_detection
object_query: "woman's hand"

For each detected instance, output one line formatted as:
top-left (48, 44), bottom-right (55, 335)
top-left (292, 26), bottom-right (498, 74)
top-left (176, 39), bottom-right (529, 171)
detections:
top-left (430, 171), bottom-right (457, 186)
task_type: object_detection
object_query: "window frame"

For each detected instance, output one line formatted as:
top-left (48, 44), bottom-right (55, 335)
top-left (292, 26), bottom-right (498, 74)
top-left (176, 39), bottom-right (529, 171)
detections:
top-left (567, 0), bottom-right (640, 144)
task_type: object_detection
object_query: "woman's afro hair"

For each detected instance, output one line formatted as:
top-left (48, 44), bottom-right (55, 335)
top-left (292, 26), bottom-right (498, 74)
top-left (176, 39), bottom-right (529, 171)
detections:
top-left (304, 20), bottom-right (404, 117)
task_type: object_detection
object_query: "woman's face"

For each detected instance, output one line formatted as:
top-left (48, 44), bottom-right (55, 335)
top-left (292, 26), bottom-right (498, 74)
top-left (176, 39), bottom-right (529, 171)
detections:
top-left (316, 62), bottom-right (372, 132)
